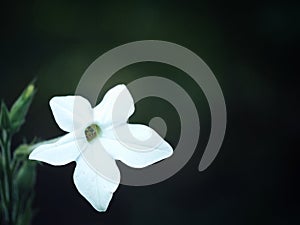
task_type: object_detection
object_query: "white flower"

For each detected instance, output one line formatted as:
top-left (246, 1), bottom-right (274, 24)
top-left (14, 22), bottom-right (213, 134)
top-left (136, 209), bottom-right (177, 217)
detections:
top-left (29, 84), bottom-right (173, 212)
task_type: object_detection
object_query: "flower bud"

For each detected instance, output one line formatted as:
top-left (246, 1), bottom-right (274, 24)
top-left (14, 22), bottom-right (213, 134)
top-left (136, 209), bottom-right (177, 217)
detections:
top-left (15, 161), bottom-right (37, 194)
top-left (10, 83), bottom-right (36, 133)
top-left (24, 84), bottom-right (34, 99)
top-left (14, 144), bottom-right (33, 160)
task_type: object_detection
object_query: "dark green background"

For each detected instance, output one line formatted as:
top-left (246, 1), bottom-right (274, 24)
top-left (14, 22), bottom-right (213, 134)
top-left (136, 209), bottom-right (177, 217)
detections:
top-left (0, 0), bottom-right (298, 224)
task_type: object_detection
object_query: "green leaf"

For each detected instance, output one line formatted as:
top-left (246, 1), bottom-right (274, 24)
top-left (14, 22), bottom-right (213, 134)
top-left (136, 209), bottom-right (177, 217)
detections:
top-left (9, 83), bottom-right (36, 133)
top-left (0, 101), bottom-right (11, 131)
top-left (16, 194), bottom-right (35, 225)
top-left (15, 161), bottom-right (37, 194)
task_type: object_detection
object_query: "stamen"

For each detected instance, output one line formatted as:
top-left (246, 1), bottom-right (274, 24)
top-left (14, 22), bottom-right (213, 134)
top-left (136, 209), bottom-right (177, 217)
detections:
top-left (85, 124), bottom-right (101, 142)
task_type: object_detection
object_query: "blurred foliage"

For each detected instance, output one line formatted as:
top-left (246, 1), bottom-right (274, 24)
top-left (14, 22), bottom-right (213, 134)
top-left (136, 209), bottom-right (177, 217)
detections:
top-left (0, 83), bottom-right (37, 225)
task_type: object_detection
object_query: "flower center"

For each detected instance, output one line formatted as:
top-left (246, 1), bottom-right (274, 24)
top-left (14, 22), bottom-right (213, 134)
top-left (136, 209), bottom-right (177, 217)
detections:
top-left (84, 124), bottom-right (101, 142)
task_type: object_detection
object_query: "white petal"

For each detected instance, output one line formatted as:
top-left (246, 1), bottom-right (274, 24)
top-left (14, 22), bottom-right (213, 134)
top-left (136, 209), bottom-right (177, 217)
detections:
top-left (93, 84), bottom-right (134, 129)
top-left (50, 96), bottom-right (93, 132)
top-left (74, 144), bottom-right (120, 212)
top-left (29, 131), bottom-right (86, 166)
top-left (100, 124), bottom-right (173, 168)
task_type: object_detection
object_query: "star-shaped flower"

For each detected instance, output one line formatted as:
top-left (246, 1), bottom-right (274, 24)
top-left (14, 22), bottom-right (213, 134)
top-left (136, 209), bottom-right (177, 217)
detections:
top-left (29, 84), bottom-right (173, 211)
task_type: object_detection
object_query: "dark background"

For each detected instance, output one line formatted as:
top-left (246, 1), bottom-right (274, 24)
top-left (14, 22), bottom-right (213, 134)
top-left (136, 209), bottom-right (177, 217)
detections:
top-left (0, 0), bottom-right (299, 224)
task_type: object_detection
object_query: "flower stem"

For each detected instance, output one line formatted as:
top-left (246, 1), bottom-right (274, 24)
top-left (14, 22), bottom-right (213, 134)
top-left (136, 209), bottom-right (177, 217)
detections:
top-left (1, 130), bottom-right (14, 225)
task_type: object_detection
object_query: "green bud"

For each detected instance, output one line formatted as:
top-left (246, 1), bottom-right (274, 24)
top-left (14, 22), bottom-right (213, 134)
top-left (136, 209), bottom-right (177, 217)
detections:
top-left (24, 84), bottom-right (34, 99)
top-left (0, 101), bottom-right (11, 130)
top-left (13, 138), bottom-right (59, 161)
top-left (15, 161), bottom-right (37, 193)
top-left (9, 83), bottom-right (36, 133)
top-left (13, 144), bottom-right (33, 160)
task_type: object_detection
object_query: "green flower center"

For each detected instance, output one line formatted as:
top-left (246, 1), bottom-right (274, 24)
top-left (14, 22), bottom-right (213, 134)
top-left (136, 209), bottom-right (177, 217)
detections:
top-left (84, 124), bottom-right (101, 142)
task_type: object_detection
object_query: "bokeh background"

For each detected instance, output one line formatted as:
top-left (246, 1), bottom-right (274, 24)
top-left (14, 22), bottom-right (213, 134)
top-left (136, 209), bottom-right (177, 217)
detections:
top-left (0, 0), bottom-right (299, 224)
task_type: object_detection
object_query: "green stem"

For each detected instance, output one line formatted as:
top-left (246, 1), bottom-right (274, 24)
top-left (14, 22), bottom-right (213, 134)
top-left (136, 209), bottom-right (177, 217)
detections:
top-left (11, 159), bottom-right (20, 176)
top-left (0, 175), bottom-right (8, 224)
top-left (0, 141), bottom-right (8, 224)
top-left (1, 131), bottom-right (13, 225)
